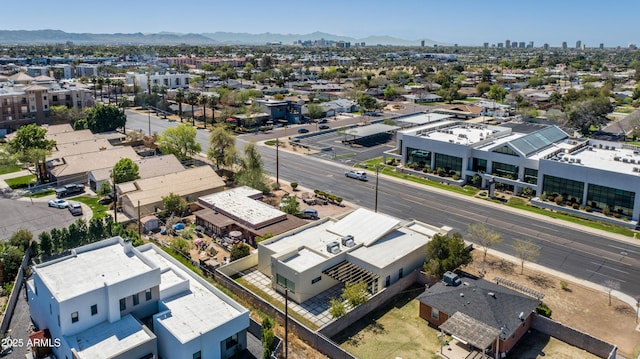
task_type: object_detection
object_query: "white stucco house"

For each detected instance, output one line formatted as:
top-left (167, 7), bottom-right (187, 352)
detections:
top-left (27, 237), bottom-right (249, 359)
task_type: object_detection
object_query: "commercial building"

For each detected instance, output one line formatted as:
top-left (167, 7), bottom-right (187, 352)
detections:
top-left (27, 237), bottom-right (250, 359)
top-left (258, 208), bottom-right (451, 303)
top-left (127, 72), bottom-right (191, 91)
top-left (389, 115), bottom-right (640, 221)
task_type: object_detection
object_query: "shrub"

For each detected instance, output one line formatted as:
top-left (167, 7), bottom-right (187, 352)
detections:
top-left (585, 206), bottom-right (592, 212)
top-left (603, 207), bottom-right (611, 216)
top-left (329, 297), bottom-right (346, 318)
top-left (436, 167), bottom-right (445, 176)
top-left (290, 182), bottom-right (298, 190)
top-left (479, 192), bottom-right (487, 197)
top-left (536, 302), bottom-right (552, 318)
top-left (422, 167), bottom-right (430, 173)
top-left (554, 195), bottom-right (564, 206)
top-left (540, 192), bottom-right (547, 201)
top-left (572, 203), bottom-right (579, 210)
top-left (521, 187), bottom-right (534, 198)
top-left (452, 174), bottom-right (460, 180)
top-left (560, 280), bottom-right (570, 291)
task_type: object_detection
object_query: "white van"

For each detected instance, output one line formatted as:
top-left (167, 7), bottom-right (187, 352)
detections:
top-left (345, 170), bottom-right (367, 181)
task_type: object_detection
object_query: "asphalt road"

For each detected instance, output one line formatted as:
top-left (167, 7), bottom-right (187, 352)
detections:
top-left (125, 108), bottom-right (640, 297)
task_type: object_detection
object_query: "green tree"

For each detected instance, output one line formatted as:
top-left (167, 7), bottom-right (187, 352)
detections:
top-left (235, 142), bottom-right (271, 193)
top-left (329, 297), bottom-right (346, 318)
top-left (512, 239), bottom-right (540, 274)
top-left (38, 231), bottom-right (53, 257)
top-left (487, 84), bottom-right (508, 103)
top-left (162, 193), bottom-right (187, 216)
top-left (230, 243), bottom-right (250, 261)
top-left (467, 223), bottom-right (502, 273)
top-left (280, 196), bottom-right (299, 215)
top-left (50, 228), bottom-right (62, 254)
top-left (170, 236), bottom-right (193, 254)
top-left (261, 316), bottom-right (275, 359)
top-left (175, 88), bottom-right (185, 122)
top-left (383, 84), bottom-right (397, 100)
top-left (566, 97), bottom-right (611, 134)
top-left (85, 104), bottom-right (126, 133)
top-left (341, 280), bottom-right (368, 307)
top-left (424, 233), bottom-right (472, 278)
top-left (357, 94), bottom-right (377, 112)
top-left (97, 181), bottom-right (112, 197)
top-left (307, 103), bottom-right (324, 121)
top-left (199, 94), bottom-right (209, 128)
top-left (207, 125), bottom-right (237, 171)
top-left (0, 244), bottom-right (25, 283)
top-left (157, 124), bottom-right (202, 160)
top-left (9, 228), bottom-right (33, 251)
top-left (88, 217), bottom-right (106, 244)
top-left (7, 124), bottom-right (55, 182)
top-left (112, 158), bottom-right (140, 184)
top-left (476, 82), bottom-right (491, 96)
top-left (49, 105), bottom-right (86, 124)
top-left (187, 91), bottom-right (199, 126)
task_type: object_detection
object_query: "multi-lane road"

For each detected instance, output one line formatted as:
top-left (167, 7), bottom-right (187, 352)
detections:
top-left (126, 110), bottom-right (640, 297)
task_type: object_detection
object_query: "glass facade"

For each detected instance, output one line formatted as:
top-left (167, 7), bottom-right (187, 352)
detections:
top-left (493, 146), bottom-right (519, 156)
top-left (524, 168), bottom-right (538, 184)
top-left (435, 153), bottom-right (462, 174)
top-left (542, 175), bottom-right (584, 203)
top-left (406, 148), bottom-right (431, 167)
top-left (492, 161), bottom-right (519, 180)
top-left (587, 184), bottom-right (635, 216)
top-left (472, 158), bottom-right (487, 172)
top-left (276, 274), bottom-right (295, 292)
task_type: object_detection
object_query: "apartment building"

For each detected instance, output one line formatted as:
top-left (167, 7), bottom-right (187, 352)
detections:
top-left (27, 237), bottom-right (250, 359)
top-left (126, 71), bottom-right (191, 91)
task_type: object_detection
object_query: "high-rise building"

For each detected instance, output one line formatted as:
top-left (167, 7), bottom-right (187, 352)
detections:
top-left (576, 40), bottom-right (582, 49)
top-left (562, 42), bottom-right (568, 50)
top-left (421, 40), bottom-right (425, 47)
top-left (599, 43), bottom-right (604, 49)
top-left (484, 42), bottom-right (489, 48)
top-left (528, 41), bottom-right (534, 48)
top-left (518, 42), bottom-right (525, 48)
top-left (505, 39), bottom-right (511, 48)
top-left (497, 43), bottom-right (504, 48)
top-left (543, 43), bottom-right (550, 50)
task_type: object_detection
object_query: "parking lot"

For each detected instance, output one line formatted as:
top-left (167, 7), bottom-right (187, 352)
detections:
top-left (0, 197), bottom-right (80, 240)
top-left (291, 126), bottom-right (396, 166)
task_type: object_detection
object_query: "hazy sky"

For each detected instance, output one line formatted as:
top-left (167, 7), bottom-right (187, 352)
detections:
top-left (3, 0), bottom-right (639, 47)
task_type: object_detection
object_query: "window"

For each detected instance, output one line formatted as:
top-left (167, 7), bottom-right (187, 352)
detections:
top-left (71, 311), bottom-right (79, 323)
top-left (133, 293), bottom-right (139, 306)
top-left (493, 145), bottom-right (519, 156)
top-left (276, 274), bottom-right (295, 293)
top-left (542, 175), bottom-right (584, 204)
top-left (193, 351), bottom-right (201, 359)
top-left (492, 161), bottom-right (519, 180)
top-left (91, 304), bottom-right (98, 316)
top-left (49, 304), bottom-right (52, 314)
top-left (43, 96), bottom-right (47, 101)
top-left (472, 158), bottom-right (487, 172)
top-left (431, 308), bottom-right (439, 320)
top-left (385, 276), bottom-right (390, 288)
top-left (311, 276), bottom-right (321, 284)
top-left (524, 168), bottom-right (538, 184)
top-left (52, 95), bottom-right (58, 101)
top-left (398, 268), bottom-right (404, 279)
top-left (119, 298), bottom-right (126, 311)
top-left (57, 315), bottom-right (60, 327)
top-left (434, 153), bottom-right (462, 175)
top-left (587, 183), bottom-right (635, 216)
top-left (225, 333), bottom-right (238, 349)
top-left (145, 289), bottom-right (152, 301)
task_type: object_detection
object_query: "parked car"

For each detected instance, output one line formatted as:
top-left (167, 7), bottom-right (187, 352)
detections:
top-left (319, 118), bottom-right (328, 123)
top-left (48, 199), bottom-right (69, 208)
top-left (68, 202), bottom-right (83, 216)
top-left (55, 183), bottom-right (85, 198)
top-left (319, 125), bottom-right (330, 130)
top-left (297, 128), bottom-right (309, 134)
top-left (345, 170), bottom-right (367, 181)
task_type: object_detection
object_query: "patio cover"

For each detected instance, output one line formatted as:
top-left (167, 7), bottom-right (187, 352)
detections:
top-left (439, 311), bottom-right (501, 350)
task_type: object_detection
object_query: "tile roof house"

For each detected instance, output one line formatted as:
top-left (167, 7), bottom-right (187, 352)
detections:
top-left (417, 273), bottom-right (540, 357)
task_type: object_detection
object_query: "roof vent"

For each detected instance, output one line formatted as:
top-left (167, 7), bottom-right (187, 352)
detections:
top-left (459, 293), bottom-right (464, 297)
top-left (341, 235), bottom-right (355, 247)
top-left (488, 292), bottom-right (496, 298)
top-left (518, 312), bottom-right (524, 320)
top-left (326, 241), bottom-right (340, 254)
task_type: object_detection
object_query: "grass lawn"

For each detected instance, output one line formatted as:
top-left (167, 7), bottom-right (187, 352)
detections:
top-left (0, 163), bottom-right (21, 175)
top-left (73, 196), bottom-right (109, 219)
top-left (615, 107), bottom-right (634, 114)
top-left (29, 189), bottom-right (55, 198)
top-left (4, 174), bottom-right (36, 189)
top-left (359, 158), bottom-right (479, 197)
top-left (334, 287), bottom-right (440, 359)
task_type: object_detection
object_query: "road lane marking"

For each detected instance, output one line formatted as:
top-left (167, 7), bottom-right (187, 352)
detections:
top-left (590, 262), bottom-right (630, 274)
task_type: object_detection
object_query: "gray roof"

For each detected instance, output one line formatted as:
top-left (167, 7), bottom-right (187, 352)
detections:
top-left (508, 126), bottom-right (568, 157)
top-left (344, 124), bottom-right (400, 139)
top-left (417, 274), bottom-right (539, 340)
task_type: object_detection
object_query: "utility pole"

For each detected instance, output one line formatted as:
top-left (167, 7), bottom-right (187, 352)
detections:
top-left (284, 287), bottom-right (288, 359)
top-left (276, 136), bottom-right (280, 189)
top-left (148, 107), bottom-right (152, 136)
top-left (137, 200), bottom-right (141, 238)
top-left (375, 165), bottom-right (380, 212)
top-left (112, 174), bottom-right (118, 223)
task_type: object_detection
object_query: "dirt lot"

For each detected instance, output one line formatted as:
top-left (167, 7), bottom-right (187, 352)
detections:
top-left (462, 251), bottom-right (640, 358)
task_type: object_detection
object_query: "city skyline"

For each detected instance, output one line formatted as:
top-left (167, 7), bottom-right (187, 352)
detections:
top-left (3, 0), bottom-right (640, 47)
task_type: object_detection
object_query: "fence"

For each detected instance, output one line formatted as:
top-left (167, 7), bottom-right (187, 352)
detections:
top-left (0, 249), bottom-right (31, 335)
top-left (531, 314), bottom-right (617, 359)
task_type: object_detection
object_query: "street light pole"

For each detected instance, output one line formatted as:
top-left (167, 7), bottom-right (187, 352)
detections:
top-left (375, 165), bottom-right (380, 212)
top-left (148, 107), bottom-right (151, 136)
top-left (276, 136), bottom-right (280, 189)
top-left (284, 287), bottom-right (288, 359)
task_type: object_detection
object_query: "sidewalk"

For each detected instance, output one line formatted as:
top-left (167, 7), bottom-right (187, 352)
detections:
top-left (0, 169), bottom-right (31, 190)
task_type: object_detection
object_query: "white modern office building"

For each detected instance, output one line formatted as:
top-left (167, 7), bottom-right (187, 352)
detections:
top-left (390, 115), bottom-right (640, 221)
top-left (258, 208), bottom-right (451, 303)
top-left (27, 237), bottom-right (249, 359)
top-left (127, 72), bottom-right (191, 91)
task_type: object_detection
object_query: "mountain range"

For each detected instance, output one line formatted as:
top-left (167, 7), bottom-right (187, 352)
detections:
top-left (0, 29), bottom-right (443, 46)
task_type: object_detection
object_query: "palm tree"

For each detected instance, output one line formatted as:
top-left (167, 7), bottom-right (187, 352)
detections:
top-left (208, 94), bottom-right (218, 124)
top-left (158, 85), bottom-right (167, 112)
top-left (105, 78), bottom-right (112, 104)
top-left (187, 91), bottom-right (199, 126)
top-left (91, 77), bottom-right (97, 99)
top-left (199, 94), bottom-right (209, 129)
top-left (176, 88), bottom-right (185, 122)
top-left (112, 79), bottom-right (124, 106)
top-left (97, 77), bottom-right (104, 102)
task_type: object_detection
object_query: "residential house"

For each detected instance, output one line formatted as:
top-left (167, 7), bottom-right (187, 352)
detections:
top-left (27, 236), bottom-right (250, 359)
top-left (258, 208), bottom-right (451, 303)
top-left (48, 146), bottom-right (139, 186)
top-left (417, 273), bottom-right (540, 357)
top-left (88, 154), bottom-right (184, 192)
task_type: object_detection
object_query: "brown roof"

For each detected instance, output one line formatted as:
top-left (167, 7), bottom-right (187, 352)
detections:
top-left (194, 208), bottom-right (236, 228)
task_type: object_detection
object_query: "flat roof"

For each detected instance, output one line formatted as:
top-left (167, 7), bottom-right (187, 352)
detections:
top-left (282, 248), bottom-right (327, 272)
top-left (47, 129), bottom-right (96, 145)
top-left (199, 186), bottom-right (286, 229)
top-left (35, 238), bottom-right (156, 302)
top-left (327, 208), bottom-right (400, 246)
top-left (553, 144), bottom-right (640, 175)
top-left (344, 123), bottom-right (400, 139)
top-left (396, 113), bottom-right (452, 125)
top-left (349, 225), bottom-right (433, 269)
top-left (139, 246), bottom-right (245, 343)
top-left (67, 314), bottom-right (155, 359)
